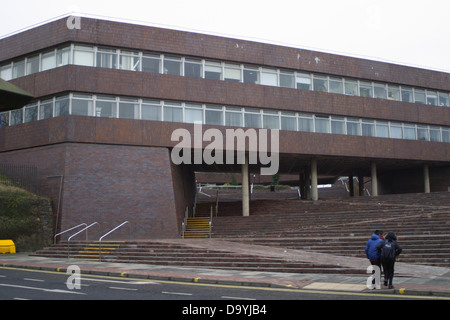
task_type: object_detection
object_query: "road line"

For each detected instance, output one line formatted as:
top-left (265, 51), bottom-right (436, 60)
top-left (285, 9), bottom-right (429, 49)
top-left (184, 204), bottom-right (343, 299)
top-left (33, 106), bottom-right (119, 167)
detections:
top-left (0, 283), bottom-right (85, 295)
top-left (24, 278), bottom-right (45, 282)
top-left (221, 296), bottom-right (256, 300)
top-left (162, 291), bottom-right (193, 296)
top-left (109, 286), bottom-right (138, 291)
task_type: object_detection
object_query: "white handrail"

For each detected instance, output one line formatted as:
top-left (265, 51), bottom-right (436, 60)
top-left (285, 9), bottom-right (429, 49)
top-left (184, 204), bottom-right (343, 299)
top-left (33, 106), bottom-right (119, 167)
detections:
top-left (98, 221), bottom-right (129, 261)
top-left (54, 223), bottom-right (87, 244)
top-left (67, 222), bottom-right (99, 258)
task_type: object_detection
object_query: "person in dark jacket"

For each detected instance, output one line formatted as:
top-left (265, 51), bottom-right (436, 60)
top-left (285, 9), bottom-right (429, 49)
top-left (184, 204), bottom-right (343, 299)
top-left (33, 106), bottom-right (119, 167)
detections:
top-left (365, 230), bottom-right (383, 287)
top-left (377, 231), bottom-right (403, 289)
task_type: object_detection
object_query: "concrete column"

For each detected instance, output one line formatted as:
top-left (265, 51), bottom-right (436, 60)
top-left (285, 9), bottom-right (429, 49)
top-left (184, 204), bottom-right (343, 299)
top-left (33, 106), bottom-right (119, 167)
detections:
top-left (348, 175), bottom-right (354, 197)
top-left (424, 164), bottom-right (430, 193)
top-left (358, 174), bottom-right (365, 196)
top-left (311, 159), bottom-right (318, 201)
top-left (242, 153), bottom-right (250, 216)
top-left (371, 162), bottom-right (378, 196)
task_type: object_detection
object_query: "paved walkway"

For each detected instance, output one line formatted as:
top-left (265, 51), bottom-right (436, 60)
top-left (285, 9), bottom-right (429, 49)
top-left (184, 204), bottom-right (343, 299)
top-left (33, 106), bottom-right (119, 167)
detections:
top-left (1, 239), bottom-right (449, 299)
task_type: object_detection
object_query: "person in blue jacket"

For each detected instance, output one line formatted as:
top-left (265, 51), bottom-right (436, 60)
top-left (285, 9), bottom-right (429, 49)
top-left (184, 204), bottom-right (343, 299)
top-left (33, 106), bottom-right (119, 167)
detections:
top-left (365, 230), bottom-right (383, 286)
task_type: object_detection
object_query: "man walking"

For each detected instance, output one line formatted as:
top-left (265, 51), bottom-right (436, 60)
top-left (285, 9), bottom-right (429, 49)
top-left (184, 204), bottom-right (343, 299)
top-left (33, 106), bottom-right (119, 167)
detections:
top-left (377, 231), bottom-right (403, 289)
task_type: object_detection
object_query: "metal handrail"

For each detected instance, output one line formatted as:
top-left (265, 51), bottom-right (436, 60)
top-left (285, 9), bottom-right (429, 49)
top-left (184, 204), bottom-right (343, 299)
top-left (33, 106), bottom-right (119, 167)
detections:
top-left (215, 190), bottom-right (219, 217)
top-left (209, 205), bottom-right (213, 238)
top-left (98, 221), bottom-right (129, 261)
top-left (54, 223), bottom-right (87, 244)
top-left (182, 206), bottom-right (188, 238)
top-left (67, 222), bottom-right (99, 258)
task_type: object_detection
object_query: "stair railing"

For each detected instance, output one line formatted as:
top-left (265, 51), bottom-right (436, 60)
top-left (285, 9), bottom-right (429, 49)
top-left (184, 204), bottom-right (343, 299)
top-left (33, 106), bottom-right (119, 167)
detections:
top-left (98, 221), bottom-right (129, 262)
top-left (67, 222), bottom-right (99, 258)
top-left (54, 223), bottom-right (87, 244)
top-left (209, 205), bottom-right (213, 238)
top-left (215, 190), bottom-right (219, 217)
top-left (182, 206), bottom-right (188, 238)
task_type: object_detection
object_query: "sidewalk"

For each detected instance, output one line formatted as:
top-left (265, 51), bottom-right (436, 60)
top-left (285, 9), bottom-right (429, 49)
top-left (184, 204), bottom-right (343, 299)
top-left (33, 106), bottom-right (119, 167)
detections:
top-left (1, 251), bottom-right (450, 298)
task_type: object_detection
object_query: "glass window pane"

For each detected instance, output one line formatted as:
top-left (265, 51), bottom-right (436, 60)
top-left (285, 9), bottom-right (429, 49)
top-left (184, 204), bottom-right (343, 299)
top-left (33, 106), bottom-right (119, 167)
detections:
top-left (263, 111), bottom-right (279, 129)
top-left (426, 91), bottom-right (438, 106)
top-left (10, 109), bottom-right (22, 125)
top-left (41, 51), bottom-right (56, 71)
top-left (12, 60), bottom-right (25, 78)
top-left (164, 104), bottom-right (183, 122)
top-left (0, 65), bottom-right (12, 81)
top-left (73, 45), bottom-right (94, 67)
top-left (315, 116), bottom-right (330, 133)
top-left (347, 118), bottom-right (361, 136)
top-left (417, 125), bottom-right (429, 141)
top-left (430, 126), bottom-right (441, 142)
top-left (331, 117), bottom-right (345, 134)
top-left (57, 47), bottom-right (70, 67)
top-left (225, 109), bottom-right (242, 127)
top-left (359, 81), bottom-right (373, 98)
top-left (26, 55), bottom-right (40, 75)
top-left (55, 96), bottom-right (69, 117)
top-left (224, 64), bottom-right (241, 82)
top-left (39, 99), bottom-right (54, 119)
top-left (184, 59), bottom-right (202, 78)
top-left (373, 83), bottom-right (387, 99)
top-left (142, 54), bottom-right (160, 73)
top-left (438, 92), bottom-right (449, 107)
top-left (244, 110), bottom-right (261, 128)
top-left (120, 51), bottom-right (140, 71)
top-left (163, 56), bottom-right (181, 75)
top-left (362, 120), bottom-right (375, 137)
top-left (95, 97), bottom-right (116, 118)
top-left (280, 71), bottom-right (295, 88)
top-left (296, 73), bottom-right (311, 90)
top-left (298, 114), bottom-right (313, 132)
top-left (390, 123), bottom-right (403, 139)
top-left (414, 89), bottom-right (426, 104)
top-left (0, 111), bottom-right (9, 127)
top-left (119, 99), bottom-right (139, 119)
top-left (205, 106), bottom-right (223, 125)
top-left (261, 69), bottom-right (278, 86)
top-left (185, 104), bottom-right (203, 124)
top-left (281, 114), bottom-right (296, 131)
top-left (388, 85), bottom-right (400, 101)
top-left (97, 48), bottom-right (116, 69)
top-left (401, 87), bottom-right (414, 103)
top-left (141, 101), bottom-right (161, 121)
top-left (329, 77), bottom-right (343, 94)
top-left (24, 104), bottom-right (38, 122)
top-left (376, 121), bottom-right (389, 138)
top-left (205, 61), bottom-right (222, 80)
top-left (403, 125), bottom-right (416, 140)
top-left (344, 79), bottom-right (358, 96)
top-left (72, 97), bottom-right (93, 116)
top-left (442, 129), bottom-right (450, 142)
top-left (313, 75), bottom-right (328, 92)
top-left (243, 65), bottom-right (259, 84)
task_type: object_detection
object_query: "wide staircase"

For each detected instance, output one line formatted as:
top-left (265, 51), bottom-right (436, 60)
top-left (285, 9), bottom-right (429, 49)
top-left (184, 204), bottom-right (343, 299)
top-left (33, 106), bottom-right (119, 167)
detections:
top-left (182, 202), bottom-right (215, 238)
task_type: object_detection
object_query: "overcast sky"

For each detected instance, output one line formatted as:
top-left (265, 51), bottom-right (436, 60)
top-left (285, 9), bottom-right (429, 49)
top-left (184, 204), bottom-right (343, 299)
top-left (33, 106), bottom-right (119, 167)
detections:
top-left (1, 0), bottom-right (450, 72)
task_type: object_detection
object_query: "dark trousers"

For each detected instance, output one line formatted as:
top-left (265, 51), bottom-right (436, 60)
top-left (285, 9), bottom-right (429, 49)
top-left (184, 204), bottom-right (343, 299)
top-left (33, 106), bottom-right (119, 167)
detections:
top-left (370, 260), bottom-right (382, 285)
top-left (382, 259), bottom-right (395, 286)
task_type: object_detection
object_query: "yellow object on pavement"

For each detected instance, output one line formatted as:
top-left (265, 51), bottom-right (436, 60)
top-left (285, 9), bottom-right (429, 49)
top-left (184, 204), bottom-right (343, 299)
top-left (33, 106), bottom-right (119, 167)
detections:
top-left (0, 240), bottom-right (16, 254)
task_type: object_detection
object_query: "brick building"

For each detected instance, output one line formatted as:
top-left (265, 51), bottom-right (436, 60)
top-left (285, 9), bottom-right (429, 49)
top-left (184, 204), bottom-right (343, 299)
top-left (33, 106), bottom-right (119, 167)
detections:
top-left (0, 16), bottom-right (449, 239)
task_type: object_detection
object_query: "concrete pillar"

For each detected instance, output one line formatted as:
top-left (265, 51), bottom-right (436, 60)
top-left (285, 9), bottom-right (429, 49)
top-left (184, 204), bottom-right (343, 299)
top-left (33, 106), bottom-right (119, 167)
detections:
top-left (424, 164), bottom-right (430, 193)
top-left (242, 153), bottom-right (250, 216)
top-left (311, 159), bottom-right (318, 201)
top-left (358, 174), bottom-right (365, 196)
top-left (348, 175), bottom-right (354, 197)
top-left (371, 162), bottom-right (378, 196)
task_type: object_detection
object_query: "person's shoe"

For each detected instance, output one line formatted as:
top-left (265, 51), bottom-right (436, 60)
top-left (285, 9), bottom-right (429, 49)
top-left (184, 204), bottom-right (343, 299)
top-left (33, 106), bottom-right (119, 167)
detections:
top-left (389, 285), bottom-right (394, 289)
top-left (384, 281), bottom-right (388, 286)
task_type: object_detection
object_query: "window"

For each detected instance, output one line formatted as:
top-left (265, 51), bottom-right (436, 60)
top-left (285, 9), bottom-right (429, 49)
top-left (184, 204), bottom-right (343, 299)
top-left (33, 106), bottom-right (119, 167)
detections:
top-left (1, 64), bottom-right (12, 80)
top-left (120, 51), bottom-right (140, 71)
top-left (344, 79), bottom-right (358, 96)
top-left (56, 47), bottom-right (70, 67)
top-left (97, 47), bottom-right (117, 69)
top-left (438, 92), bottom-right (449, 107)
top-left (359, 81), bottom-right (373, 98)
top-left (39, 99), bottom-right (54, 119)
top-left (281, 112), bottom-right (296, 131)
top-left (184, 58), bottom-right (202, 78)
top-left (401, 87), bottom-right (414, 103)
top-left (261, 68), bottom-right (278, 86)
top-left (376, 121), bottom-right (389, 138)
top-left (224, 64), bottom-right (241, 82)
top-left (163, 55), bottom-right (181, 75)
top-left (205, 105), bottom-right (223, 125)
top-left (142, 53), bottom-right (161, 73)
top-left (315, 116), bottom-right (330, 133)
top-left (141, 100), bottom-right (161, 121)
top-left (71, 94), bottom-right (93, 116)
top-left (41, 50), bottom-right (56, 71)
top-left (346, 118), bottom-right (361, 136)
top-left (417, 125), bottom-right (429, 141)
top-left (12, 60), bottom-right (25, 78)
top-left (362, 120), bottom-right (375, 137)
top-left (95, 96), bottom-right (116, 118)
top-left (373, 83), bottom-right (387, 99)
top-left (280, 71), bottom-right (295, 88)
top-left (298, 114), bottom-right (313, 132)
top-left (73, 45), bottom-right (94, 67)
top-left (414, 89), bottom-right (426, 104)
top-left (331, 116), bottom-right (345, 134)
top-left (329, 77), bottom-right (343, 94)
top-left (10, 109), bottom-right (23, 126)
top-left (263, 110), bottom-right (279, 129)
top-left (118, 98), bottom-right (139, 119)
top-left (403, 124), bottom-right (416, 140)
top-left (313, 75), bottom-right (328, 92)
top-left (442, 128), bottom-right (450, 143)
top-left (296, 73), bottom-right (311, 90)
top-left (184, 103), bottom-right (203, 123)
top-left (388, 85), bottom-right (401, 101)
top-left (244, 108), bottom-right (261, 128)
top-left (426, 91), bottom-right (438, 106)
top-left (225, 107), bottom-right (242, 127)
top-left (389, 122), bottom-right (403, 139)
top-left (55, 96), bottom-right (69, 117)
top-left (26, 55), bottom-right (40, 75)
top-left (163, 102), bottom-right (183, 122)
top-left (24, 104), bottom-right (38, 122)
top-left (243, 65), bottom-right (259, 84)
top-left (204, 61), bottom-right (222, 80)
top-left (429, 126), bottom-right (441, 142)
top-left (0, 111), bottom-right (9, 127)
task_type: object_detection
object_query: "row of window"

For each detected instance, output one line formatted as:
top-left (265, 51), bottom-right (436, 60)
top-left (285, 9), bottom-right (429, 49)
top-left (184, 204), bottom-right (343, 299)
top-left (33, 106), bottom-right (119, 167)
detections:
top-left (1, 93), bottom-right (449, 143)
top-left (1, 43), bottom-right (450, 107)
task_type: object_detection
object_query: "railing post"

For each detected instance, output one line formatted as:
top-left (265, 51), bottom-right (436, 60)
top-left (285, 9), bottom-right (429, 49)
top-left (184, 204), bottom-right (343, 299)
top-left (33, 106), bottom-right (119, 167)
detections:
top-left (209, 205), bottom-right (212, 238)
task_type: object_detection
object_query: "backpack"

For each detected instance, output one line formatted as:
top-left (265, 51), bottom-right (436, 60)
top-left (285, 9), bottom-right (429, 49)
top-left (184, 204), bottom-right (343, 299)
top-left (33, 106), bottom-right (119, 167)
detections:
top-left (381, 241), bottom-right (396, 261)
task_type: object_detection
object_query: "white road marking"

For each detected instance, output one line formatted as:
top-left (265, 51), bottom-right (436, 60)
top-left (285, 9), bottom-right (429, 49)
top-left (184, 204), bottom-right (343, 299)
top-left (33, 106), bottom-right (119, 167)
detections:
top-left (162, 291), bottom-right (193, 296)
top-left (0, 283), bottom-right (85, 295)
top-left (109, 286), bottom-right (138, 291)
top-left (24, 278), bottom-right (45, 282)
top-left (221, 296), bottom-right (256, 300)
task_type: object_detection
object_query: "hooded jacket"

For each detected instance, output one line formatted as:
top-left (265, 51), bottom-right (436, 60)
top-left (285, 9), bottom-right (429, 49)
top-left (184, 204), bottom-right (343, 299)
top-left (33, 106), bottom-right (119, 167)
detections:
top-left (376, 232), bottom-right (403, 260)
top-left (365, 233), bottom-right (382, 261)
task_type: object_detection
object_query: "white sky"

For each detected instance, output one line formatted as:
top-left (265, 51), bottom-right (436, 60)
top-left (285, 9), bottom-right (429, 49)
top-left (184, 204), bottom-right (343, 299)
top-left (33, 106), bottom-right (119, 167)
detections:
top-left (1, 0), bottom-right (450, 72)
